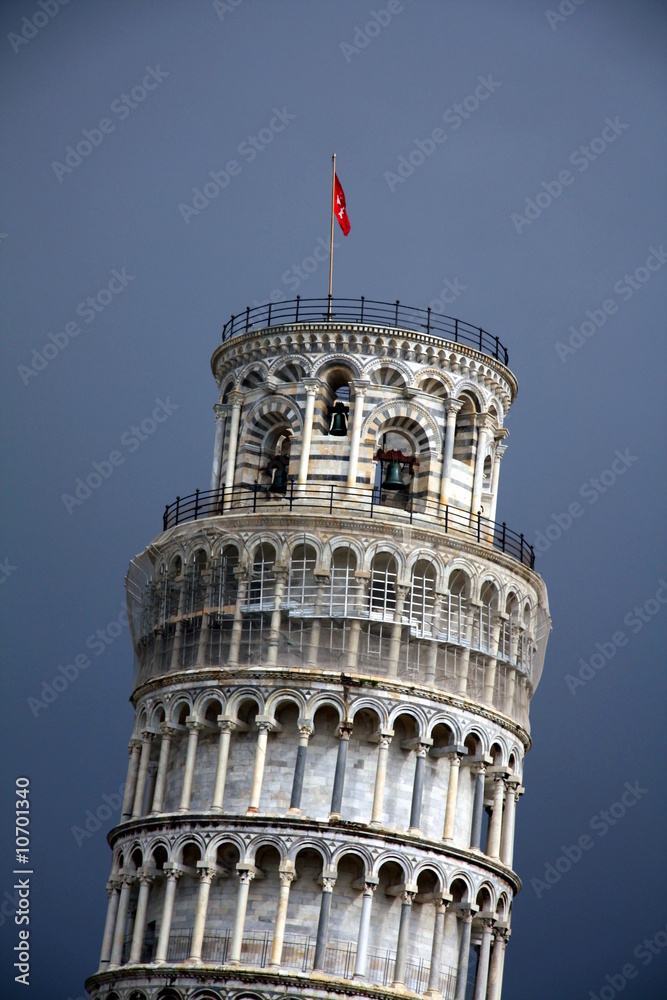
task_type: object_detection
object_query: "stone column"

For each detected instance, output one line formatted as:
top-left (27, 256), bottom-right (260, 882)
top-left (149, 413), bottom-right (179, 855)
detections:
top-left (329, 723), bottom-right (352, 819)
top-left (151, 724), bottom-right (177, 814)
top-left (210, 402), bottom-right (226, 493)
top-left (121, 740), bottom-right (142, 821)
top-left (392, 890), bottom-right (416, 987)
top-left (426, 895), bottom-right (452, 996)
top-left (266, 569), bottom-right (286, 667)
top-left (129, 869), bottom-right (154, 963)
top-left (247, 719), bottom-right (273, 813)
top-left (408, 741), bottom-right (432, 834)
top-left (456, 600), bottom-right (481, 697)
top-left (131, 732), bottom-right (154, 819)
top-left (388, 584), bottom-right (408, 676)
top-left (439, 399), bottom-right (464, 508)
top-left (472, 918), bottom-right (495, 1000)
top-left (306, 573), bottom-right (328, 667)
top-left (109, 874), bottom-right (134, 968)
top-left (298, 379), bottom-right (320, 486)
top-left (222, 390), bottom-right (243, 508)
top-left (442, 751), bottom-right (464, 842)
top-left (500, 780), bottom-right (522, 868)
top-left (471, 413), bottom-right (492, 517)
top-left (179, 718), bottom-right (203, 813)
top-left (346, 380), bottom-right (369, 488)
top-left (345, 574), bottom-right (370, 671)
top-left (487, 927), bottom-right (510, 1000)
top-left (370, 731), bottom-right (393, 826)
top-left (98, 879), bottom-right (121, 969)
top-left (425, 594), bottom-right (443, 685)
top-left (269, 869), bottom-right (296, 968)
top-left (469, 763), bottom-right (487, 851)
top-left (210, 718), bottom-right (236, 813)
top-left (229, 870), bottom-right (255, 965)
top-left (288, 722), bottom-right (314, 815)
top-left (154, 867), bottom-right (181, 964)
top-left (488, 440), bottom-right (507, 524)
top-left (454, 909), bottom-right (474, 1000)
top-left (313, 875), bottom-right (336, 970)
top-left (144, 762), bottom-right (158, 815)
top-left (483, 613), bottom-right (507, 706)
top-left (486, 773), bottom-right (508, 859)
top-left (227, 573), bottom-right (248, 667)
top-left (353, 880), bottom-right (378, 978)
top-left (188, 864), bottom-right (216, 963)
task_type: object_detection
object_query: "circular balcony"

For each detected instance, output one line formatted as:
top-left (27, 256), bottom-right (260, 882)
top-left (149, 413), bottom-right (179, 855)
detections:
top-left (221, 295), bottom-right (509, 365)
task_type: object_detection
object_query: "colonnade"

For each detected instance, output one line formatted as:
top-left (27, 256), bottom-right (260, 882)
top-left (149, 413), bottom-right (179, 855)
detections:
top-left (120, 718), bottom-right (522, 865)
top-left (99, 860), bottom-right (510, 1000)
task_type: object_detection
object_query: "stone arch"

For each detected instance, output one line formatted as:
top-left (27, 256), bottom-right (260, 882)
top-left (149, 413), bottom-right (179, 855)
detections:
top-left (237, 360), bottom-right (270, 390)
top-left (387, 703), bottom-right (429, 736)
top-left (413, 368), bottom-right (454, 398)
top-left (305, 692), bottom-right (345, 725)
top-left (426, 712), bottom-right (463, 744)
top-left (348, 696), bottom-right (388, 727)
top-left (288, 838), bottom-right (331, 868)
top-left (167, 695), bottom-right (193, 725)
top-left (330, 844), bottom-right (374, 877)
top-left (323, 535), bottom-right (365, 573)
top-left (205, 832), bottom-right (245, 864)
top-left (413, 859), bottom-right (448, 894)
top-left (265, 688), bottom-right (306, 718)
top-left (269, 356), bottom-right (310, 382)
top-left (193, 689), bottom-right (225, 720)
top-left (226, 687), bottom-right (265, 719)
top-left (364, 358), bottom-right (411, 388)
top-left (245, 834), bottom-right (288, 866)
top-left (363, 399), bottom-right (441, 455)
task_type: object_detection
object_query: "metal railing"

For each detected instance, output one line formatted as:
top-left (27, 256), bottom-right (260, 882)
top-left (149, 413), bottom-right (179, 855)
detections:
top-left (162, 483), bottom-right (534, 568)
top-left (220, 295), bottom-right (509, 365)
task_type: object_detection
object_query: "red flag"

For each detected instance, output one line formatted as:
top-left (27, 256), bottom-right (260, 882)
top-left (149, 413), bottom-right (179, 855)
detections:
top-left (334, 173), bottom-right (351, 236)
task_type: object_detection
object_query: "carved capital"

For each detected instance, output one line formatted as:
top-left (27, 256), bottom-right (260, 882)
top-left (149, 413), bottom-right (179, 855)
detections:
top-left (321, 877), bottom-right (336, 893)
top-left (279, 871), bottom-right (296, 889)
top-left (238, 870), bottom-right (255, 886)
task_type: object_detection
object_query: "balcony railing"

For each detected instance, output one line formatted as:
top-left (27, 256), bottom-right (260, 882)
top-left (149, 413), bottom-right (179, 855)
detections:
top-left (220, 295), bottom-right (509, 365)
top-left (162, 483), bottom-right (535, 569)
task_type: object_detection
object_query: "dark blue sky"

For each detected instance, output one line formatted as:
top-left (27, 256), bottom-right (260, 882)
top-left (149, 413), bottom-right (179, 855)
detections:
top-left (1, 1), bottom-right (665, 997)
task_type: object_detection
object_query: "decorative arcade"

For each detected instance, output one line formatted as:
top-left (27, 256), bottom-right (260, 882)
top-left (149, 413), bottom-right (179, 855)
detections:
top-left (85, 296), bottom-right (550, 1000)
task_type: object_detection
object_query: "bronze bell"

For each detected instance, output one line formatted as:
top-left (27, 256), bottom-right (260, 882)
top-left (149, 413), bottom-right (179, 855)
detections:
top-left (270, 463), bottom-right (288, 494)
top-left (330, 411), bottom-right (347, 436)
top-left (382, 460), bottom-right (405, 490)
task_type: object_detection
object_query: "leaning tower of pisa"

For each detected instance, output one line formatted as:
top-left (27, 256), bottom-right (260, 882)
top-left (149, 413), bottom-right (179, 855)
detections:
top-left (86, 296), bottom-right (550, 1000)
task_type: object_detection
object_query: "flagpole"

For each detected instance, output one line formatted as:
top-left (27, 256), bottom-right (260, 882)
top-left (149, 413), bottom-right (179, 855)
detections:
top-left (328, 153), bottom-right (336, 319)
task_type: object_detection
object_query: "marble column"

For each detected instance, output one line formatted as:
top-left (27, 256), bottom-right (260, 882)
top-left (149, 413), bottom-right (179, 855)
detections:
top-left (454, 909), bottom-right (474, 1000)
top-left (179, 718), bottom-right (203, 813)
top-left (98, 879), bottom-right (121, 969)
top-left (109, 874), bottom-right (134, 968)
top-left (298, 379), bottom-right (320, 486)
top-left (471, 413), bottom-right (492, 517)
top-left (370, 731), bottom-right (393, 826)
top-left (266, 569), bottom-right (286, 667)
top-left (483, 613), bottom-right (507, 707)
top-left (210, 402), bottom-right (226, 493)
top-left (288, 723), bottom-right (314, 814)
top-left (229, 870), bottom-right (255, 964)
top-left (426, 895), bottom-right (452, 996)
top-left (469, 763), bottom-right (487, 851)
top-left (306, 574), bottom-right (328, 667)
top-left (488, 439), bottom-right (507, 525)
top-left (313, 876), bottom-right (336, 970)
top-left (346, 381), bottom-right (368, 488)
top-left (456, 600), bottom-right (481, 697)
top-left (129, 869), bottom-right (154, 963)
top-left (131, 732), bottom-right (155, 819)
top-left (227, 573), bottom-right (248, 668)
top-left (392, 890), bottom-right (416, 986)
top-left (210, 718), bottom-right (236, 813)
top-left (345, 575), bottom-right (370, 671)
top-left (154, 867), bottom-right (181, 964)
top-left (222, 390), bottom-right (243, 508)
top-left (408, 741), bottom-right (432, 834)
top-left (487, 927), bottom-right (509, 1000)
top-left (388, 584), bottom-right (409, 676)
top-left (442, 752), bottom-right (464, 842)
top-left (188, 865), bottom-right (216, 963)
top-left (151, 724), bottom-right (177, 814)
top-left (439, 398), bottom-right (464, 509)
top-left (500, 780), bottom-right (522, 868)
top-left (121, 740), bottom-right (142, 821)
top-left (247, 719), bottom-right (273, 813)
top-left (353, 881), bottom-right (377, 979)
top-left (269, 869), bottom-right (296, 968)
top-left (486, 773), bottom-right (507, 859)
top-left (329, 723), bottom-right (352, 819)
top-left (472, 917), bottom-right (495, 1000)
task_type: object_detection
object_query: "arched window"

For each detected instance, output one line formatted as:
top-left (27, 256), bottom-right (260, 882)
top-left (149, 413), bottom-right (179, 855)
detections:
top-left (439, 569), bottom-right (469, 643)
top-left (286, 543), bottom-right (317, 612)
top-left (209, 545), bottom-right (239, 617)
top-left (248, 543), bottom-right (276, 608)
top-left (406, 559), bottom-right (436, 636)
top-left (368, 552), bottom-right (397, 620)
top-left (327, 547), bottom-right (357, 616)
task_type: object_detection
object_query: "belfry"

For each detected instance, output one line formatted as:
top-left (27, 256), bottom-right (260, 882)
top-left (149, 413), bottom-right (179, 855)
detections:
top-left (86, 295), bottom-right (550, 1000)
